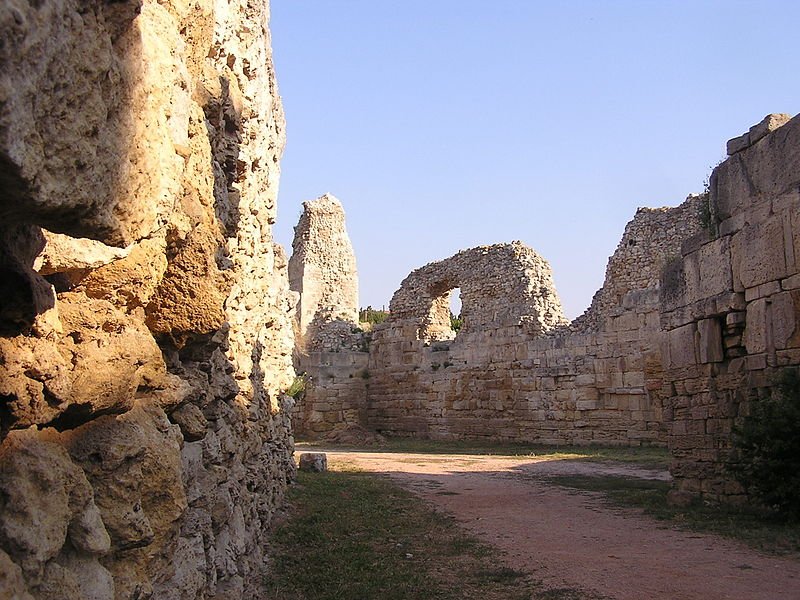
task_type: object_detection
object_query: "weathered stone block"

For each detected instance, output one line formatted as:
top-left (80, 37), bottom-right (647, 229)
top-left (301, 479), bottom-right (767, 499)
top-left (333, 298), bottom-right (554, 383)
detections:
top-left (667, 324), bottom-right (697, 368)
top-left (732, 217), bottom-right (788, 289)
top-left (716, 114), bottom-right (800, 221)
top-left (745, 354), bottom-right (767, 371)
top-left (697, 318), bottom-right (724, 364)
top-left (748, 113), bottom-right (792, 146)
top-left (744, 298), bottom-right (768, 354)
top-left (726, 132), bottom-right (750, 156)
top-left (772, 290), bottom-right (800, 350)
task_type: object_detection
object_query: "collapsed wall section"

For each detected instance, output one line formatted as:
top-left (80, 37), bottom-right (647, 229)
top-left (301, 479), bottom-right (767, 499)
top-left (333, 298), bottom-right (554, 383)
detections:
top-left (0, 1), bottom-right (295, 598)
top-left (572, 198), bottom-right (704, 333)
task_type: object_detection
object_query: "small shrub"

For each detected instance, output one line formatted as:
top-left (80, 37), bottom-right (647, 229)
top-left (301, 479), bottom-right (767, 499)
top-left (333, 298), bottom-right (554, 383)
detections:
top-left (431, 363), bottom-right (440, 371)
top-left (360, 369), bottom-right (371, 380)
top-left (730, 369), bottom-right (800, 519)
top-left (450, 311), bottom-right (462, 332)
top-left (698, 191), bottom-right (713, 232)
top-left (359, 306), bottom-right (389, 325)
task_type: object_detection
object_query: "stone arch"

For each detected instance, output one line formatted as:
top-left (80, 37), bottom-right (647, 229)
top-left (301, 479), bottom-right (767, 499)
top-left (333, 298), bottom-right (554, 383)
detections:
top-left (387, 241), bottom-right (568, 342)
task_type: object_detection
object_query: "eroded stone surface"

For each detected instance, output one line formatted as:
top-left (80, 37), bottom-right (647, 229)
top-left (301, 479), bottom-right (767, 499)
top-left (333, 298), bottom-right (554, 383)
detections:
top-left (0, 0), bottom-right (296, 597)
top-left (289, 193), bottom-right (359, 350)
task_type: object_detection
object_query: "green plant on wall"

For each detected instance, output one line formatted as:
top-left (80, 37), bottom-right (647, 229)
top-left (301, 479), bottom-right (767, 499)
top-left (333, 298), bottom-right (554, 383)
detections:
top-left (285, 374), bottom-right (308, 400)
top-left (730, 368), bottom-right (800, 519)
top-left (698, 190), bottom-right (714, 233)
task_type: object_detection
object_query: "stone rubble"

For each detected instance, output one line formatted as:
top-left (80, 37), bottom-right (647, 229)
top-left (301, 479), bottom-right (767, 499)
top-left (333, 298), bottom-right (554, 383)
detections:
top-left (298, 453), bottom-right (328, 473)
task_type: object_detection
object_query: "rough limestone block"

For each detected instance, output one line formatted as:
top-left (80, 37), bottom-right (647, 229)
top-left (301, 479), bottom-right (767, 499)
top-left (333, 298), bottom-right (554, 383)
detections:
top-left (697, 318), bottom-right (724, 363)
top-left (726, 132), bottom-right (751, 156)
top-left (667, 324), bottom-right (697, 368)
top-left (731, 217), bottom-right (788, 289)
top-left (299, 453), bottom-right (328, 473)
top-left (771, 290), bottom-right (800, 350)
top-left (712, 155), bottom-right (754, 222)
top-left (748, 113), bottom-right (793, 146)
top-left (715, 114), bottom-right (800, 222)
top-left (698, 237), bottom-right (733, 298)
top-left (744, 298), bottom-right (768, 354)
top-left (726, 114), bottom-right (791, 156)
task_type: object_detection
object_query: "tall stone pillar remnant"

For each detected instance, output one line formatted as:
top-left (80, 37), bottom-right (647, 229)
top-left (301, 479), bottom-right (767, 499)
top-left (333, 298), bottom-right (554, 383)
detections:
top-left (289, 194), bottom-right (359, 349)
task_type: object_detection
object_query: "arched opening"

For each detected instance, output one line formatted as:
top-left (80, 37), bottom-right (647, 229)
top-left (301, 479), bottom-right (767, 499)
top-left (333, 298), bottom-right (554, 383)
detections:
top-left (449, 288), bottom-right (462, 335)
top-left (419, 284), bottom-right (463, 342)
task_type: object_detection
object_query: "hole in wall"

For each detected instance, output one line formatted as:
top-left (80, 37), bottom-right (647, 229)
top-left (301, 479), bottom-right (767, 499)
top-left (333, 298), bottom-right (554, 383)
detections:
top-left (449, 288), bottom-right (462, 335)
top-left (419, 284), bottom-right (463, 342)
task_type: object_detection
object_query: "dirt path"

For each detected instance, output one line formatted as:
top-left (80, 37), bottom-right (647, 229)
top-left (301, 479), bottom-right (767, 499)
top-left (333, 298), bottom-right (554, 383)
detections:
top-left (317, 450), bottom-right (800, 600)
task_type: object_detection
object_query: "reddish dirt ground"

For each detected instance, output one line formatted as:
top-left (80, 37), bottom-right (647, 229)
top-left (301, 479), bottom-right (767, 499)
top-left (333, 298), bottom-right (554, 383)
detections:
top-left (319, 450), bottom-right (800, 600)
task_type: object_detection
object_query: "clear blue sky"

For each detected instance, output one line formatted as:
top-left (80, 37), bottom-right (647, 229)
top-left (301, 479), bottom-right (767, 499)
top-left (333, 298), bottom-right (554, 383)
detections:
top-left (270, 1), bottom-right (799, 319)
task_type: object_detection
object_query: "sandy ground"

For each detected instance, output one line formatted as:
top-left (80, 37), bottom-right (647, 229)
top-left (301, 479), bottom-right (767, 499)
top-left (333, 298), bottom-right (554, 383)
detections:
top-left (312, 449), bottom-right (800, 600)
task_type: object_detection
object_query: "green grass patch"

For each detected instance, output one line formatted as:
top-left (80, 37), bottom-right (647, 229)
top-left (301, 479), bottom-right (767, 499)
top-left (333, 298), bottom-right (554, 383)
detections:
top-left (264, 468), bottom-right (595, 600)
top-left (296, 439), bottom-right (670, 469)
top-left (545, 474), bottom-right (800, 556)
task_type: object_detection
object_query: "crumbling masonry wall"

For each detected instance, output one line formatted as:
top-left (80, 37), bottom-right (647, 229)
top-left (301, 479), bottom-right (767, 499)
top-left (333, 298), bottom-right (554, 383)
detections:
top-left (293, 114), bottom-right (800, 503)
top-left (289, 194), bottom-right (364, 437)
top-left (297, 210), bottom-right (700, 444)
top-left (288, 193), bottom-right (359, 350)
top-left (365, 220), bottom-right (699, 444)
top-left (659, 113), bottom-right (800, 504)
top-left (0, 2), bottom-right (296, 598)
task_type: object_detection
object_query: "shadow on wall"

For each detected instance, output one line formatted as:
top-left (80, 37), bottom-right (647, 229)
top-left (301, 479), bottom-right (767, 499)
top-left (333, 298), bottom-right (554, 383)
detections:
top-left (0, 0), bottom-right (144, 334)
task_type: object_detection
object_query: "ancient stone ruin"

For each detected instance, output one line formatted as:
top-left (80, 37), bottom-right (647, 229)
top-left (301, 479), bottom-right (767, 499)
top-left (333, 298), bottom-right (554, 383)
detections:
top-left (0, 1), bottom-right (296, 597)
top-left (294, 113), bottom-right (800, 506)
top-left (1, 0), bottom-right (798, 594)
top-left (288, 193), bottom-right (359, 351)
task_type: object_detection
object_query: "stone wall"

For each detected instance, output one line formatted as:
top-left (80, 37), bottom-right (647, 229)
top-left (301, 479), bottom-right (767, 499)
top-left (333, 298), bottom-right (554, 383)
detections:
top-left (287, 108), bottom-right (800, 504)
top-left (659, 113), bottom-right (800, 504)
top-left (296, 208), bottom-right (700, 445)
top-left (293, 351), bottom-right (369, 439)
top-left (288, 193), bottom-right (359, 350)
top-left (365, 222), bottom-right (697, 444)
top-left (0, 1), bottom-right (296, 598)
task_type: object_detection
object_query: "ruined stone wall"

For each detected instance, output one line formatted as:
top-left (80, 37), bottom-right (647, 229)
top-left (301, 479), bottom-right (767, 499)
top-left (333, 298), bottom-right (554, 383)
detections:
top-left (296, 219), bottom-right (698, 445)
top-left (293, 351), bottom-right (370, 439)
top-left (288, 193), bottom-right (359, 349)
top-left (659, 113), bottom-right (800, 504)
top-left (363, 227), bottom-right (694, 444)
top-left (572, 198), bottom-right (704, 334)
top-left (0, 1), bottom-right (296, 598)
